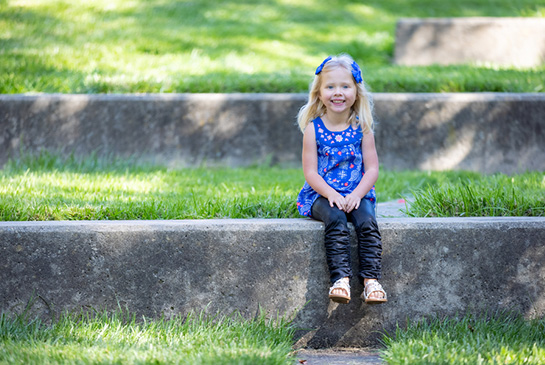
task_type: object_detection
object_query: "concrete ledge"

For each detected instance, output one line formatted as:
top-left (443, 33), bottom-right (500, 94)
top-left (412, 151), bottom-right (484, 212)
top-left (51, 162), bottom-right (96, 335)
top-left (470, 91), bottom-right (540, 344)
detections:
top-left (395, 17), bottom-right (545, 67)
top-left (2, 93), bottom-right (545, 173)
top-left (2, 217), bottom-right (544, 347)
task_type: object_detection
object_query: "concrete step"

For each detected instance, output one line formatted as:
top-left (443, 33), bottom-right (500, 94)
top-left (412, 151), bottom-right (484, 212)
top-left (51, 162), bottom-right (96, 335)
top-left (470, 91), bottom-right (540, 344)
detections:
top-left (395, 17), bottom-right (545, 68)
top-left (2, 217), bottom-right (544, 347)
top-left (2, 93), bottom-right (544, 173)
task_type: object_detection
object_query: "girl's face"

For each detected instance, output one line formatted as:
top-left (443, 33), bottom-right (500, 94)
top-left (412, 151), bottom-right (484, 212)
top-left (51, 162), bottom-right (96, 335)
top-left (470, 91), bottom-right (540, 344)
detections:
top-left (318, 66), bottom-right (357, 117)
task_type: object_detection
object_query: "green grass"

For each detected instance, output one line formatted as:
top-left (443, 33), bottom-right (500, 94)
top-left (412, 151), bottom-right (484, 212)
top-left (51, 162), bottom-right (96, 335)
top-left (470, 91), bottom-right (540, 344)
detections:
top-left (4, 306), bottom-right (545, 364)
top-left (381, 311), bottom-right (545, 364)
top-left (0, 306), bottom-right (296, 364)
top-left (0, 154), bottom-right (543, 220)
top-left (405, 172), bottom-right (545, 217)
top-left (1, 0), bottom-right (544, 94)
top-left (0, 153), bottom-right (303, 220)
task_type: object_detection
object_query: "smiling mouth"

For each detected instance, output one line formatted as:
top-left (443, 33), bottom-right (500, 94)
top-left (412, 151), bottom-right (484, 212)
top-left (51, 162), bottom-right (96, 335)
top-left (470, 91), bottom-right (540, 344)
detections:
top-left (332, 100), bottom-right (344, 104)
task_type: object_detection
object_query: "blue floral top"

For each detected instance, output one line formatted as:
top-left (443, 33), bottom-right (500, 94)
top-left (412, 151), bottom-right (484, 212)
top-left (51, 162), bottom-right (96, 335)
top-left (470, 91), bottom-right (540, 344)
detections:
top-left (296, 117), bottom-right (376, 217)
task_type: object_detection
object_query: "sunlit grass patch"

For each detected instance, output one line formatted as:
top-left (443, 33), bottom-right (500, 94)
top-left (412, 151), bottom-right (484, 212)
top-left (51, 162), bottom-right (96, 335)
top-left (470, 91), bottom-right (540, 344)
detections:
top-left (0, 154), bottom-right (303, 220)
top-left (0, 306), bottom-right (296, 364)
top-left (1, 153), bottom-right (543, 220)
top-left (405, 172), bottom-right (545, 217)
top-left (1, 0), bottom-right (544, 93)
top-left (381, 311), bottom-right (545, 364)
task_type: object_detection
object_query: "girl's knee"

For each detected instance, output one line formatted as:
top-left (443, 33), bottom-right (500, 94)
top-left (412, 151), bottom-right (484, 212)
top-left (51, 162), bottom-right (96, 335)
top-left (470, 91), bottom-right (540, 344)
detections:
top-left (355, 214), bottom-right (378, 232)
top-left (327, 208), bottom-right (349, 228)
top-left (312, 198), bottom-right (349, 231)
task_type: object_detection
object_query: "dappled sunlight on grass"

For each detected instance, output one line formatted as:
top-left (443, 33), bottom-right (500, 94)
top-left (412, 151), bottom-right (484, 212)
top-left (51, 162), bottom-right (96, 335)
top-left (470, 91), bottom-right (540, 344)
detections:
top-left (405, 172), bottom-right (545, 217)
top-left (1, 0), bottom-right (544, 93)
top-left (381, 311), bottom-right (545, 364)
top-left (0, 307), bottom-right (296, 364)
top-left (0, 154), bottom-right (305, 220)
top-left (1, 154), bottom-right (543, 220)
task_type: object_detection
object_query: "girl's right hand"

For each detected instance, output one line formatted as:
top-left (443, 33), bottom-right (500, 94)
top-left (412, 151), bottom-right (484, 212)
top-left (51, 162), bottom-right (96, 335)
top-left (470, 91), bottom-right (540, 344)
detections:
top-left (328, 193), bottom-right (346, 211)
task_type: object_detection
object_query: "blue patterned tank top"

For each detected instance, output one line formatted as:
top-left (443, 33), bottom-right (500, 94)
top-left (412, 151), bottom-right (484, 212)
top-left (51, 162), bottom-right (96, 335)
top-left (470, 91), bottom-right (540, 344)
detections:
top-left (296, 117), bottom-right (376, 217)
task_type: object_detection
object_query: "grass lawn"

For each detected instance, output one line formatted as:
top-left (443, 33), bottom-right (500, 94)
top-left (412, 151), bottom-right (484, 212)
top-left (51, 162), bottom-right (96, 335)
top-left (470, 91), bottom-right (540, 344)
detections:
top-left (1, 0), bottom-right (544, 93)
top-left (406, 171), bottom-right (545, 217)
top-left (381, 311), bottom-right (545, 364)
top-left (3, 305), bottom-right (545, 364)
top-left (0, 307), bottom-right (296, 364)
top-left (0, 154), bottom-right (543, 220)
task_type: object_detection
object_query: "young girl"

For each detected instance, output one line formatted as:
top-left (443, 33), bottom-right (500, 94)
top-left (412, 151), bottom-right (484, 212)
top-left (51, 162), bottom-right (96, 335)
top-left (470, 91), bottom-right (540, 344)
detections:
top-left (296, 54), bottom-right (387, 305)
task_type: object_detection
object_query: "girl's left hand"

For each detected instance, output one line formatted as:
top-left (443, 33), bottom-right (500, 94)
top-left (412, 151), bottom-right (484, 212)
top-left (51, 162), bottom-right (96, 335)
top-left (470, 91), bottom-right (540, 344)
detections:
top-left (343, 193), bottom-right (361, 213)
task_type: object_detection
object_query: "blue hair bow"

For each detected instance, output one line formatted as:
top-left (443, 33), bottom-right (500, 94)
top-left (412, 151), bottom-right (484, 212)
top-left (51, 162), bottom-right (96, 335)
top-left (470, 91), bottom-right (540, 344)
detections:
top-left (315, 56), bottom-right (332, 75)
top-left (351, 61), bottom-right (363, 84)
top-left (315, 56), bottom-right (363, 84)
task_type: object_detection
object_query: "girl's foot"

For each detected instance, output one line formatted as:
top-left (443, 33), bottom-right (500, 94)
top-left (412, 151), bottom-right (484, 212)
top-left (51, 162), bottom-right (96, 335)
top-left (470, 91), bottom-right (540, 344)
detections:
top-left (329, 277), bottom-right (350, 304)
top-left (363, 279), bottom-right (387, 304)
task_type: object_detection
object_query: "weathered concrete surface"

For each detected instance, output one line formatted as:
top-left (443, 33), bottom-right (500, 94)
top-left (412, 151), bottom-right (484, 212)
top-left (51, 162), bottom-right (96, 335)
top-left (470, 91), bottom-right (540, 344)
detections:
top-left (2, 217), bottom-right (544, 347)
top-left (395, 17), bottom-right (545, 67)
top-left (1, 93), bottom-right (544, 174)
top-left (0, 94), bottom-right (304, 168)
top-left (374, 93), bottom-right (545, 173)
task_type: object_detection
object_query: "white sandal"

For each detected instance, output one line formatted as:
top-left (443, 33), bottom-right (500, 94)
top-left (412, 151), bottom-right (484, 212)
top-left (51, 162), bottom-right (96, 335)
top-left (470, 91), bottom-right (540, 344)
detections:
top-left (328, 277), bottom-right (351, 304)
top-left (363, 280), bottom-right (387, 304)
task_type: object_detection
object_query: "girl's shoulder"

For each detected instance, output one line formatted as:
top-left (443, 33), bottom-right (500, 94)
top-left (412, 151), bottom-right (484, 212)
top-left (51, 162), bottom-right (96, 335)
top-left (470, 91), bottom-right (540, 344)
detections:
top-left (305, 117), bottom-right (323, 134)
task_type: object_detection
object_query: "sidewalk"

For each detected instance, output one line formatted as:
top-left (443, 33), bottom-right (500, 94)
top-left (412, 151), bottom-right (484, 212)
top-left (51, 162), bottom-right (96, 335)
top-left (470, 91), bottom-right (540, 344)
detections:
top-left (377, 198), bottom-right (410, 218)
top-left (294, 348), bottom-right (384, 364)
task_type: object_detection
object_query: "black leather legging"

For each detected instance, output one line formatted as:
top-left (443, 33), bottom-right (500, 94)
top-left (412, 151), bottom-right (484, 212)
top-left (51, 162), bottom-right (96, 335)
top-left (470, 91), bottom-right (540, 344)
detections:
top-left (311, 196), bottom-right (382, 284)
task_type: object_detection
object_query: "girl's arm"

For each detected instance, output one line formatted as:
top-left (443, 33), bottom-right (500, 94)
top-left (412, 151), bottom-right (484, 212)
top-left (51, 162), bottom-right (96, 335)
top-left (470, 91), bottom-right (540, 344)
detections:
top-left (344, 131), bottom-right (379, 213)
top-left (302, 124), bottom-right (346, 210)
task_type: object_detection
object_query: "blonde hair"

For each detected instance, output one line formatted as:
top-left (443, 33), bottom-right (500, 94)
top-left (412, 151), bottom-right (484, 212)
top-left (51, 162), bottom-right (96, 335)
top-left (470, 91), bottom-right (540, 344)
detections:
top-left (297, 54), bottom-right (374, 134)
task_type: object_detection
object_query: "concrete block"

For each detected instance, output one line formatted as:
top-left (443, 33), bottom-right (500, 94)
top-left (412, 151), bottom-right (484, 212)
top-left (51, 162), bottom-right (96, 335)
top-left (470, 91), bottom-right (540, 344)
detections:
top-left (2, 218), bottom-right (544, 347)
top-left (395, 17), bottom-right (545, 67)
top-left (374, 93), bottom-right (545, 173)
top-left (0, 94), bottom-right (305, 168)
top-left (1, 93), bottom-right (544, 173)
